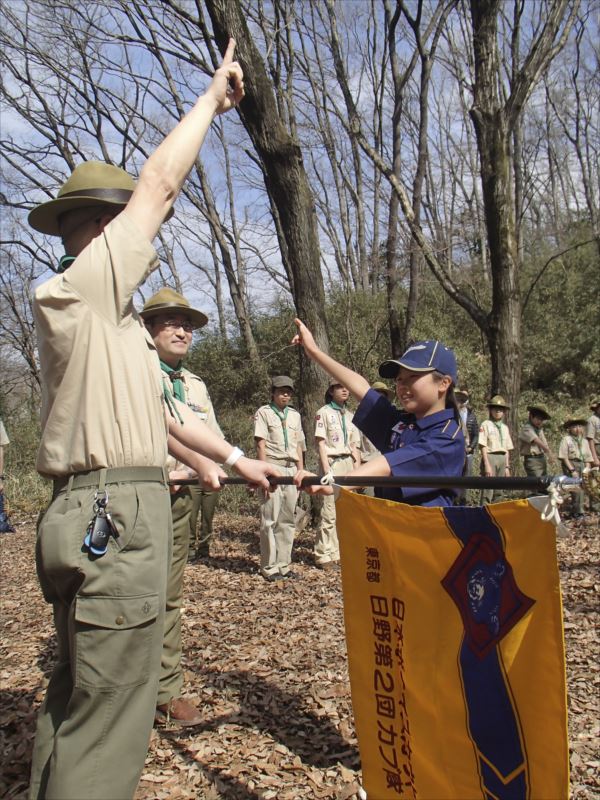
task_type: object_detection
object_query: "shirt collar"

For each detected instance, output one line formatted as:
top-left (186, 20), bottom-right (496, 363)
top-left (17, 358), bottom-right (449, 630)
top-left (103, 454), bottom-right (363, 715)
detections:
top-left (414, 407), bottom-right (456, 430)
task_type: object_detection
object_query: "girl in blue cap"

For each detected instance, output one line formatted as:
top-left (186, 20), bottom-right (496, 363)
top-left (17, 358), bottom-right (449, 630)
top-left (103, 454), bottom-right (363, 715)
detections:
top-left (292, 319), bottom-right (464, 506)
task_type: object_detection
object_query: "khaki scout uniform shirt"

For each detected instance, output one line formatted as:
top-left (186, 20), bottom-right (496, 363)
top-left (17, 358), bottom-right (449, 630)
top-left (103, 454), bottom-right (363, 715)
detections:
top-left (34, 213), bottom-right (167, 478)
top-left (558, 435), bottom-right (592, 463)
top-left (478, 420), bottom-right (514, 454)
top-left (0, 420), bottom-right (9, 448)
top-left (519, 422), bottom-right (549, 456)
top-left (254, 405), bottom-right (305, 463)
top-left (165, 368), bottom-right (224, 472)
top-left (315, 404), bottom-right (361, 459)
top-left (586, 413), bottom-right (600, 446)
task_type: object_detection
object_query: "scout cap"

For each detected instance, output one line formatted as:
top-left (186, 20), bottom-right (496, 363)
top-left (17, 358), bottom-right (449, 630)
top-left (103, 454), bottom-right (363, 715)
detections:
top-left (140, 288), bottom-right (208, 329)
top-left (271, 375), bottom-right (294, 390)
top-left (27, 161), bottom-right (173, 236)
top-left (325, 378), bottom-right (346, 402)
top-left (371, 380), bottom-right (392, 398)
top-left (563, 416), bottom-right (587, 428)
top-left (487, 395), bottom-right (510, 409)
top-left (527, 404), bottom-right (551, 420)
top-left (379, 340), bottom-right (458, 384)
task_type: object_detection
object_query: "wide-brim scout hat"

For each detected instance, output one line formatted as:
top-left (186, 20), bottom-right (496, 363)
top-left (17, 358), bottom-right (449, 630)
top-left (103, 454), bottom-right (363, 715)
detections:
top-left (455, 387), bottom-right (470, 402)
top-left (487, 395), bottom-right (510, 409)
top-left (590, 399), bottom-right (600, 410)
top-left (27, 161), bottom-right (173, 236)
top-left (272, 375), bottom-right (294, 390)
top-left (379, 340), bottom-right (458, 384)
top-left (527, 404), bottom-right (551, 420)
top-left (563, 416), bottom-right (587, 428)
top-left (140, 287), bottom-right (208, 329)
top-left (371, 380), bottom-right (392, 398)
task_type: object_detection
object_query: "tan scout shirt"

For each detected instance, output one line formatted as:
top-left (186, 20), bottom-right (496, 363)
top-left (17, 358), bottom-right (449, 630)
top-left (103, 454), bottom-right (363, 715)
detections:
top-left (0, 420), bottom-right (9, 448)
top-left (478, 420), bottom-right (514, 454)
top-left (519, 422), bottom-right (549, 456)
top-left (166, 368), bottom-right (224, 471)
top-left (254, 405), bottom-right (305, 462)
top-left (34, 213), bottom-right (167, 478)
top-left (315, 404), bottom-right (361, 459)
top-left (586, 413), bottom-right (600, 445)
top-left (558, 435), bottom-right (592, 463)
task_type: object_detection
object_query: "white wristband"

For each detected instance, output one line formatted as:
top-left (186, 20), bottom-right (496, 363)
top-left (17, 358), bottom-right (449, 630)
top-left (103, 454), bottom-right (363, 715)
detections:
top-left (224, 447), bottom-right (244, 468)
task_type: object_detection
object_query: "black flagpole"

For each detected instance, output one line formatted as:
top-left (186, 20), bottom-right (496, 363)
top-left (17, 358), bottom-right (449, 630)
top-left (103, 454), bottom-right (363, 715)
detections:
top-left (170, 475), bottom-right (580, 492)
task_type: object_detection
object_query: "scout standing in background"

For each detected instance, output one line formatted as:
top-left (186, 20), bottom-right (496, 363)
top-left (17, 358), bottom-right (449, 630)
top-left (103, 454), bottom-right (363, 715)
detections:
top-left (586, 400), bottom-right (600, 467)
top-left (586, 399), bottom-right (600, 512)
top-left (455, 388), bottom-right (478, 505)
top-left (519, 404), bottom-right (554, 481)
top-left (0, 418), bottom-right (15, 533)
top-left (141, 287), bottom-right (223, 728)
top-left (314, 381), bottom-right (362, 570)
top-left (559, 417), bottom-right (593, 519)
top-left (479, 395), bottom-right (514, 504)
top-left (254, 376), bottom-right (306, 581)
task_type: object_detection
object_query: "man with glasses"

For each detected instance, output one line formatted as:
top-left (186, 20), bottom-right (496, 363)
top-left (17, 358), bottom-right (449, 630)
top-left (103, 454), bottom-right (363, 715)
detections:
top-left (141, 288), bottom-right (223, 726)
top-left (254, 377), bottom-right (306, 580)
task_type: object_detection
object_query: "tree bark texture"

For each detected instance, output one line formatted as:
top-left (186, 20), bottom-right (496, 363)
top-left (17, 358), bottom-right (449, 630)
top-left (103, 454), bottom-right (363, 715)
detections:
top-left (204, 0), bottom-right (329, 440)
top-left (469, 0), bottom-right (522, 431)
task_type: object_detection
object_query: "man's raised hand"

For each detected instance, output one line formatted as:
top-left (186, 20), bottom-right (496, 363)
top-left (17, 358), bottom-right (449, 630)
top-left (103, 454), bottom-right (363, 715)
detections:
top-left (206, 38), bottom-right (245, 115)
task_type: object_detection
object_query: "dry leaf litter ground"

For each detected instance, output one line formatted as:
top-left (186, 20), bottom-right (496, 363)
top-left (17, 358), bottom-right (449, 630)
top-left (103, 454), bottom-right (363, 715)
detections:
top-left (1, 510), bottom-right (598, 800)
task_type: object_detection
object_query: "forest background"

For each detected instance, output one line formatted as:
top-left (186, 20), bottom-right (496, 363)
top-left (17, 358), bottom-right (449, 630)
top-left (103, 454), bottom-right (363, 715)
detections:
top-left (0, 0), bottom-right (598, 514)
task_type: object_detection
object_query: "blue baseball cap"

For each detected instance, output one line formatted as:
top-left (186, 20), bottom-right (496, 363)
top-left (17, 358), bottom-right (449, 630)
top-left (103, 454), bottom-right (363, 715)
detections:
top-left (379, 340), bottom-right (458, 383)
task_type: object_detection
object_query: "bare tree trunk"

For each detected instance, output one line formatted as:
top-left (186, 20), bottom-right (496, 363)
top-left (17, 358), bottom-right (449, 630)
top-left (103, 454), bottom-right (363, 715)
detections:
top-left (204, 0), bottom-right (329, 434)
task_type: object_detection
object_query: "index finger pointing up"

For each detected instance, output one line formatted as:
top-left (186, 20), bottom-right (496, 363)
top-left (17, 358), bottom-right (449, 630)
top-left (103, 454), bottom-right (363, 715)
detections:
top-left (222, 37), bottom-right (236, 65)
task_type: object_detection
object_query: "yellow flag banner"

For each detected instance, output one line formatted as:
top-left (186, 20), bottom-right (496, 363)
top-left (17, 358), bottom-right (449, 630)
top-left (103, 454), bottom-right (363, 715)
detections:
top-left (336, 491), bottom-right (568, 800)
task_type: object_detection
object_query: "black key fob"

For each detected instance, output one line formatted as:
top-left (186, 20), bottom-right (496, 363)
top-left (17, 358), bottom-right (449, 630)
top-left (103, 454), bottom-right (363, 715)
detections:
top-left (84, 514), bottom-right (112, 556)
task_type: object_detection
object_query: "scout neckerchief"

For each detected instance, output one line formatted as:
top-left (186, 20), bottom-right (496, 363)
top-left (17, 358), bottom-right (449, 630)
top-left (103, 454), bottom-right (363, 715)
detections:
top-left (492, 419), bottom-right (505, 448)
top-left (329, 400), bottom-right (348, 446)
top-left (570, 434), bottom-right (584, 462)
top-left (269, 403), bottom-right (290, 450)
top-left (160, 360), bottom-right (185, 423)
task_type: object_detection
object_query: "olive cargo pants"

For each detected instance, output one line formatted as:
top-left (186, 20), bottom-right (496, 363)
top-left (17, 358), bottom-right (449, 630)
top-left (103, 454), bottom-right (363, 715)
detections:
top-left (188, 485), bottom-right (219, 556)
top-left (157, 488), bottom-right (192, 705)
top-left (29, 473), bottom-right (171, 800)
top-left (316, 455), bottom-right (353, 565)
top-left (259, 463), bottom-right (298, 577)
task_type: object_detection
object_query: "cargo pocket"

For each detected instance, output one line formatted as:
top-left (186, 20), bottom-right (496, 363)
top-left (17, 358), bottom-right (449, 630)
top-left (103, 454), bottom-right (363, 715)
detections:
top-left (74, 593), bottom-right (160, 689)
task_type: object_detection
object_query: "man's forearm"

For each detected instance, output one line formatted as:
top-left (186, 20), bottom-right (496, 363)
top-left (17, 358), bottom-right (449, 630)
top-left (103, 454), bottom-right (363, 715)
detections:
top-left (168, 399), bottom-right (237, 464)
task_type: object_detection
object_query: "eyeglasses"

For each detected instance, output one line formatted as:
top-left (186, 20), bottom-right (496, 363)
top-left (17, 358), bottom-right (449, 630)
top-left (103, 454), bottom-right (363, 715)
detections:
top-left (160, 319), bottom-right (194, 333)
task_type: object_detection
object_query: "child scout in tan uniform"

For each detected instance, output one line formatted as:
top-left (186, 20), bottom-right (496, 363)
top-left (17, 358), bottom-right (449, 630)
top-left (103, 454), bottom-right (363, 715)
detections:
top-left (519, 404), bottom-right (554, 480)
top-left (314, 381), bottom-right (361, 569)
top-left (254, 376), bottom-right (306, 580)
top-left (478, 395), bottom-right (514, 504)
top-left (27, 43), bottom-right (276, 800)
top-left (0, 418), bottom-right (16, 533)
top-left (141, 287), bottom-right (224, 727)
top-left (586, 400), bottom-right (600, 467)
top-left (559, 417), bottom-right (593, 518)
top-left (586, 399), bottom-right (600, 511)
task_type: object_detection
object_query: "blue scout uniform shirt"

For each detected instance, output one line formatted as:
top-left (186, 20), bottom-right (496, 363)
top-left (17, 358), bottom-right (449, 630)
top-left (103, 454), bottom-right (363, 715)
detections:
top-left (353, 388), bottom-right (465, 506)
